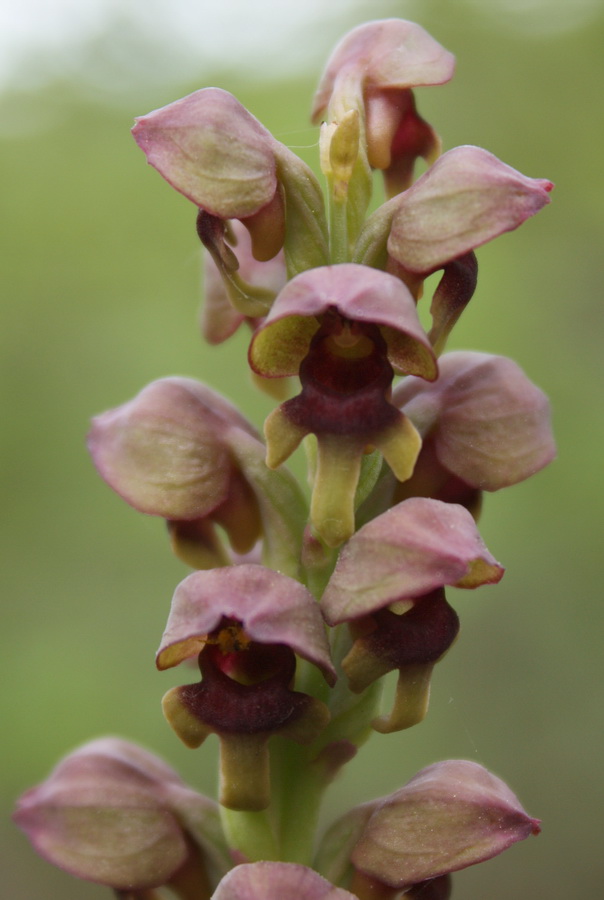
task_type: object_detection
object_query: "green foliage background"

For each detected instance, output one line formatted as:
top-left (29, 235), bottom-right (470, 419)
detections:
top-left (2, 1), bottom-right (603, 897)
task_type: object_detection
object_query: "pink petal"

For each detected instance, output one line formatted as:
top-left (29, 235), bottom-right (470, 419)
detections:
top-left (312, 20), bottom-right (455, 121)
top-left (388, 146), bottom-right (553, 273)
top-left (322, 497), bottom-right (503, 624)
top-left (157, 564), bottom-right (336, 685)
top-left (13, 739), bottom-right (191, 890)
top-left (249, 264), bottom-right (436, 379)
top-left (213, 862), bottom-right (357, 900)
top-left (395, 351), bottom-right (556, 490)
top-left (352, 760), bottom-right (540, 888)
top-left (133, 88), bottom-right (277, 218)
top-left (88, 378), bottom-right (259, 520)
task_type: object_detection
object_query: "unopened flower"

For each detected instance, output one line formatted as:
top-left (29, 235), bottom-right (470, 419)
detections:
top-left (321, 497), bottom-right (503, 730)
top-left (157, 565), bottom-right (335, 811)
top-left (250, 264), bottom-right (436, 547)
top-left (13, 738), bottom-right (229, 898)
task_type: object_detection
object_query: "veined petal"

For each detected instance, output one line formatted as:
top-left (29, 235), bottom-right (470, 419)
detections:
top-left (213, 862), bottom-right (358, 900)
top-left (13, 738), bottom-right (220, 892)
top-left (388, 146), bottom-right (553, 273)
top-left (133, 88), bottom-right (278, 219)
top-left (88, 378), bottom-right (260, 521)
top-left (352, 760), bottom-right (540, 889)
top-left (395, 351), bottom-right (556, 490)
top-left (321, 497), bottom-right (503, 624)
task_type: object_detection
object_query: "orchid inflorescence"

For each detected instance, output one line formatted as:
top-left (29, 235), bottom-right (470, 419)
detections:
top-left (14, 19), bottom-right (554, 900)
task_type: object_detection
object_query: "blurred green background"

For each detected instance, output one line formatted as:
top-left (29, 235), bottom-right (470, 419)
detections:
top-left (2, 0), bottom-right (603, 897)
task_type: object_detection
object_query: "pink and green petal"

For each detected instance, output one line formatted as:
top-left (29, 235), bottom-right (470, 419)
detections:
top-left (321, 497), bottom-right (503, 625)
top-left (250, 264), bottom-right (436, 379)
top-left (133, 88), bottom-right (278, 219)
top-left (312, 20), bottom-right (454, 121)
top-left (88, 378), bottom-right (260, 521)
top-left (13, 739), bottom-right (223, 892)
top-left (351, 760), bottom-right (540, 889)
top-left (213, 862), bottom-right (358, 900)
top-left (394, 351), bottom-right (556, 490)
top-left (156, 565), bottom-right (336, 685)
top-left (388, 145), bottom-right (553, 274)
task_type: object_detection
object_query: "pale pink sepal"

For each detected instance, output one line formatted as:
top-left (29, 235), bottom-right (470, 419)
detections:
top-left (312, 19), bottom-right (455, 121)
top-left (394, 351), bottom-right (556, 490)
top-left (213, 862), bottom-right (358, 900)
top-left (13, 738), bottom-right (223, 891)
top-left (388, 146), bottom-right (553, 273)
top-left (87, 378), bottom-right (260, 521)
top-left (133, 88), bottom-right (277, 219)
top-left (249, 263), bottom-right (436, 379)
top-left (322, 497), bottom-right (503, 624)
top-left (352, 760), bottom-right (541, 889)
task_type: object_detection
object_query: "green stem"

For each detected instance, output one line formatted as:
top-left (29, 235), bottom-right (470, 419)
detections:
top-left (271, 739), bottom-right (326, 864)
top-left (219, 806), bottom-right (278, 862)
top-left (314, 624), bottom-right (384, 753)
top-left (329, 190), bottom-right (350, 264)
